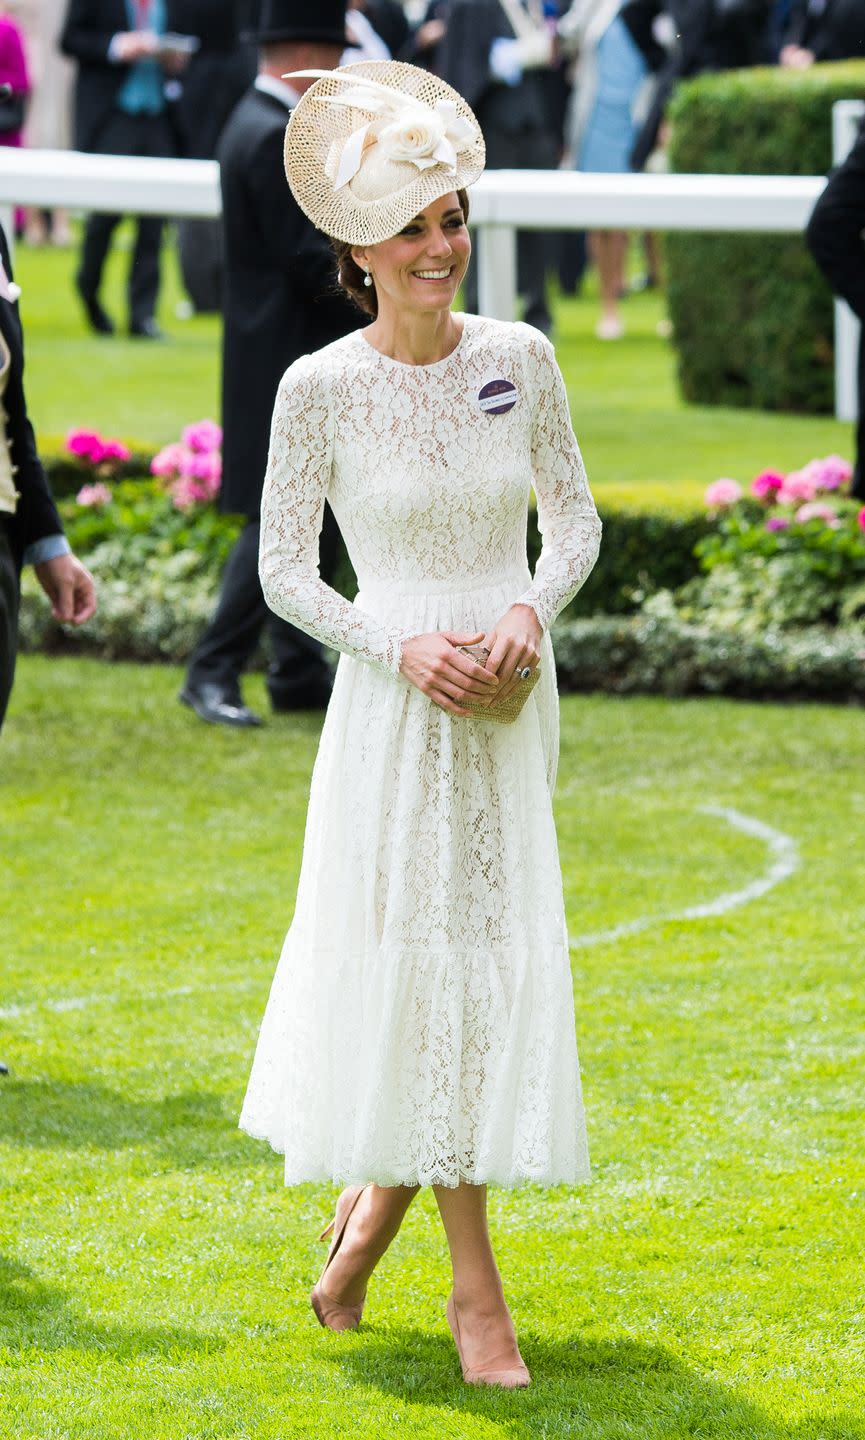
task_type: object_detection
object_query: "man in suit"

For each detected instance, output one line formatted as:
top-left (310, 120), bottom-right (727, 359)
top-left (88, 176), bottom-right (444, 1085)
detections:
top-left (0, 224), bottom-right (96, 733)
top-left (60, 0), bottom-right (193, 338)
top-left (780, 0), bottom-right (865, 65)
top-left (622, 0), bottom-right (774, 170)
top-left (807, 119), bottom-right (865, 500)
top-left (170, 0), bottom-right (256, 312)
top-left (437, 0), bottom-right (565, 334)
top-left (179, 0), bottom-right (358, 727)
top-left (1, 218), bottom-right (96, 1077)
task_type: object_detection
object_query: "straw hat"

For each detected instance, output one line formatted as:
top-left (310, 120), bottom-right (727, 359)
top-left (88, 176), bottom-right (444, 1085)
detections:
top-left (282, 61), bottom-right (486, 246)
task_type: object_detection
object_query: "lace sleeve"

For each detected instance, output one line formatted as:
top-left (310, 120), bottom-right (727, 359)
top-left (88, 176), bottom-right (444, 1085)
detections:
top-left (512, 330), bottom-right (602, 632)
top-left (259, 357), bottom-right (409, 677)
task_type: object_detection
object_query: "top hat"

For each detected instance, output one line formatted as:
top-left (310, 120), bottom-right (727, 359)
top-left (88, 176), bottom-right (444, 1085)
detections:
top-left (245, 0), bottom-right (347, 46)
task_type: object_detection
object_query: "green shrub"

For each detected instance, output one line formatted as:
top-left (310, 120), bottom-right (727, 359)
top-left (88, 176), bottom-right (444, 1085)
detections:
top-left (552, 611), bottom-right (865, 702)
top-left (666, 61), bottom-right (865, 414)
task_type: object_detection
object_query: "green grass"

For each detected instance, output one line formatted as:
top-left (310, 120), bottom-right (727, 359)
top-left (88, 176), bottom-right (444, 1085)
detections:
top-left (16, 232), bottom-right (852, 512)
top-left (2, 656), bottom-right (864, 1438)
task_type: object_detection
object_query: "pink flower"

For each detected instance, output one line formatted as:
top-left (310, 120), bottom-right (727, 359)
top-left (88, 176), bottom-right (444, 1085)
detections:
top-left (66, 429), bottom-right (105, 463)
top-left (180, 449), bottom-right (221, 485)
top-left (76, 482), bottom-right (112, 507)
top-left (795, 500), bottom-right (840, 526)
top-left (99, 439), bottom-right (131, 463)
top-left (765, 515), bottom-right (791, 532)
top-left (777, 467), bottom-right (818, 505)
top-left (751, 470), bottom-right (785, 500)
top-left (150, 442), bottom-right (190, 479)
top-left (705, 478), bottom-right (743, 509)
top-left (182, 419), bottom-right (223, 455)
top-left (169, 476), bottom-right (207, 510)
top-left (811, 454), bottom-right (853, 492)
top-left (858, 507), bottom-right (865, 533)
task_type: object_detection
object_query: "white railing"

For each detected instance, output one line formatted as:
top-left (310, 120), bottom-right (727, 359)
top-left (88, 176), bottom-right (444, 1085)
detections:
top-left (0, 97), bottom-right (861, 421)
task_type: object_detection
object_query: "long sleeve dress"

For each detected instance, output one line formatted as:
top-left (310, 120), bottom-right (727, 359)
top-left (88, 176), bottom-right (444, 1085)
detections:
top-left (239, 313), bottom-right (602, 1189)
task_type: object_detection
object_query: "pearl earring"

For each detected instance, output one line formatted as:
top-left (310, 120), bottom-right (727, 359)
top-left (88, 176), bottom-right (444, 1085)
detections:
top-left (363, 268), bottom-right (373, 288)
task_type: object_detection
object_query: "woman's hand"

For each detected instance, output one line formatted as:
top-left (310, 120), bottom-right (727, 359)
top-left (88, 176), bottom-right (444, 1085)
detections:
top-left (399, 630), bottom-right (501, 716)
top-left (481, 604), bottom-right (542, 707)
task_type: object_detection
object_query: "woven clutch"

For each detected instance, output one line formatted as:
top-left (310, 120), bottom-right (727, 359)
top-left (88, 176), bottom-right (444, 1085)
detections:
top-left (455, 644), bottom-right (540, 724)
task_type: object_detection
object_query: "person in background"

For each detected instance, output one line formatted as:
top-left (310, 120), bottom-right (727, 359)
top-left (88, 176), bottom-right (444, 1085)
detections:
top-left (560, 0), bottom-right (652, 341)
top-left (779, 0), bottom-right (865, 66)
top-left (807, 117), bottom-right (865, 500)
top-left (344, 0), bottom-right (391, 63)
top-left (170, 0), bottom-right (255, 313)
top-left (60, 0), bottom-right (194, 339)
top-left (16, 0), bottom-right (75, 246)
top-left (179, 0), bottom-right (358, 728)
top-left (401, 0), bottom-right (449, 71)
top-left (0, 219), bottom-right (96, 734)
top-left (437, 0), bottom-right (565, 334)
top-left (623, 0), bottom-right (774, 172)
top-left (0, 4), bottom-right (31, 237)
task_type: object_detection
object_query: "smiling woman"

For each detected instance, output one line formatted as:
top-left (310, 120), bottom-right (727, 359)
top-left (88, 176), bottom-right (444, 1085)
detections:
top-left (238, 57), bottom-right (602, 1391)
top-left (331, 188), bottom-right (471, 320)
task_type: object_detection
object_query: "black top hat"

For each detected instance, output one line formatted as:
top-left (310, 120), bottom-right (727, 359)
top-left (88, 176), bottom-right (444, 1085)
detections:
top-left (244, 0), bottom-right (348, 46)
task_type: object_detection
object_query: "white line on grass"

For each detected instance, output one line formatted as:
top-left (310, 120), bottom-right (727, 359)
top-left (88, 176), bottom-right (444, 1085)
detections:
top-left (2, 808), bottom-right (798, 1018)
top-left (569, 805), bottom-right (799, 950)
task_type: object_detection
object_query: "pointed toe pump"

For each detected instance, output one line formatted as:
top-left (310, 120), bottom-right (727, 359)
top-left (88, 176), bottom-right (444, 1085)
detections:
top-left (310, 1184), bottom-right (370, 1332)
top-left (446, 1292), bottom-right (531, 1389)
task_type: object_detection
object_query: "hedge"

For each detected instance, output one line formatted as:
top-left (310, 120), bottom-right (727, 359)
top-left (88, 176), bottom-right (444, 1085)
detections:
top-left (666, 61), bottom-right (865, 414)
top-left (553, 613), bottom-right (865, 703)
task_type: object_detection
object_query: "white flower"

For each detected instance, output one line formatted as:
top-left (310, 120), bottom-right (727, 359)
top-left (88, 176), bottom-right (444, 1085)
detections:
top-left (377, 106), bottom-right (447, 171)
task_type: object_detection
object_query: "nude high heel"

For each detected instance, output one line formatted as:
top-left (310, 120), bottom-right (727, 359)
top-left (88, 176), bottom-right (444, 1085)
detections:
top-left (310, 1185), bottom-right (370, 1332)
top-left (446, 1291), bottom-right (531, 1388)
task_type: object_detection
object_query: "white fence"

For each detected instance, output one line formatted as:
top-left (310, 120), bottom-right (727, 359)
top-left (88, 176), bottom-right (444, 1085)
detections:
top-left (0, 97), bottom-right (861, 420)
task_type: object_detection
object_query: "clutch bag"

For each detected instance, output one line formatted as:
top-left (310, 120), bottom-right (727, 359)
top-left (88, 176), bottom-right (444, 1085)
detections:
top-left (455, 643), bottom-right (540, 724)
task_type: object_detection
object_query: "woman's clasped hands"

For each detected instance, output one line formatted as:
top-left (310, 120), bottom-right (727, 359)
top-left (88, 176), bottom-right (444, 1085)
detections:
top-left (399, 604), bottom-right (542, 716)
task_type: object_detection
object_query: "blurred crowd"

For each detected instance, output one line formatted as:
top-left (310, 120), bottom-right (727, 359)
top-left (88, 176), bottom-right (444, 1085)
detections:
top-left (0, 0), bottom-right (862, 338)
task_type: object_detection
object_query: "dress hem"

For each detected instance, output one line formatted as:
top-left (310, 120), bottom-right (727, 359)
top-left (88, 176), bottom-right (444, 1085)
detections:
top-left (238, 1120), bottom-right (592, 1189)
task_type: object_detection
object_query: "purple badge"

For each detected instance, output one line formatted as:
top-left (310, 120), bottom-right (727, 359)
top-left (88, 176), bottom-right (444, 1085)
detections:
top-left (478, 378), bottom-right (518, 415)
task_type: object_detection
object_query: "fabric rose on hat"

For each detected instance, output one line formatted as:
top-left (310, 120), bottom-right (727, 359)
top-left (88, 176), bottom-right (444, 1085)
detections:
top-left (377, 99), bottom-right (477, 174)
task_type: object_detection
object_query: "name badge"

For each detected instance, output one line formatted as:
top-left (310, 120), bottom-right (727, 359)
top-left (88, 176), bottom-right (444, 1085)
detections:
top-left (478, 379), bottom-right (518, 415)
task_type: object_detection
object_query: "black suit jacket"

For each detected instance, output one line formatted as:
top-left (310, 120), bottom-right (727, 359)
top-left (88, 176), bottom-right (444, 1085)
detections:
top-left (437, 0), bottom-right (563, 139)
top-left (0, 228), bottom-right (64, 573)
top-left (169, 0), bottom-right (255, 159)
top-left (786, 0), bottom-right (865, 59)
top-left (217, 84), bottom-right (358, 518)
top-left (60, 0), bottom-right (183, 151)
top-left (807, 117), bottom-right (865, 321)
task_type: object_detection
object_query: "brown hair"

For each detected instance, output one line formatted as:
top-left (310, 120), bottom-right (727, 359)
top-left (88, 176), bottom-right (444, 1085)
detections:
top-left (330, 189), bottom-right (471, 318)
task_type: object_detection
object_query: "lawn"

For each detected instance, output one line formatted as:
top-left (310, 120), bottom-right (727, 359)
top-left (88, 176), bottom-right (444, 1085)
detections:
top-left (1, 656), bottom-right (863, 1439)
top-left (15, 230), bottom-right (852, 512)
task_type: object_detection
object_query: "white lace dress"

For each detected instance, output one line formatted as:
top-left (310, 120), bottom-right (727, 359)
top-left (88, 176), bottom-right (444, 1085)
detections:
top-left (239, 313), bottom-right (602, 1188)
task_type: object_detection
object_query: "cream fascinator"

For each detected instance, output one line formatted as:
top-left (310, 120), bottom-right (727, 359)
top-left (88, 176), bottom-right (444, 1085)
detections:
top-left (283, 61), bottom-right (486, 246)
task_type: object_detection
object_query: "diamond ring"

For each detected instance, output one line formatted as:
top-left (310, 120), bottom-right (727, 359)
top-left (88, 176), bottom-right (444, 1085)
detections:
top-left (518, 666), bottom-right (533, 681)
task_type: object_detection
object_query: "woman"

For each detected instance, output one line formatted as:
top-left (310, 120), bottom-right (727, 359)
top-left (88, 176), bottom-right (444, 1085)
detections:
top-left (239, 60), bottom-right (602, 1388)
top-left (562, 0), bottom-right (652, 340)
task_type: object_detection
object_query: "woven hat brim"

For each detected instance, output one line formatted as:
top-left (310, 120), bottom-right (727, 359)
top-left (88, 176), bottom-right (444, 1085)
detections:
top-left (283, 60), bottom-right (486, 247)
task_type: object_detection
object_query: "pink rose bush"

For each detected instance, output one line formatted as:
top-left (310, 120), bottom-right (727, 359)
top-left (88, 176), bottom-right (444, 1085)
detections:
top-left (691, 452), bottom-right (865, 633)
top-left (704, 478), bottom-right (743, 509)
top-left (67, 428), bottom-right (131, 471)
top-left (76, 482), bottom-right (112, 507)
top-left (706, 455), bottom-right (859, 535)
top-left (150, 419), bottom-right (222, 510)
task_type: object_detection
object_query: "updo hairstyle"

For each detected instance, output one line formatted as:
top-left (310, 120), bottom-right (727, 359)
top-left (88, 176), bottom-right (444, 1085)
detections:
top-left (331, 188), bottom-right (471, 318)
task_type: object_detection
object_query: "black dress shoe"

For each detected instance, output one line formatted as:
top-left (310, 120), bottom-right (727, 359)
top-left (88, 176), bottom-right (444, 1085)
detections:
top-left (0, 1061), bottom-right (9, 1076)
top-left (130, 317), bottom-right (166, 340)
top-left (76, 282), bottom-right (115, 335)
top-left (179, 682), bottom-right (262, 728)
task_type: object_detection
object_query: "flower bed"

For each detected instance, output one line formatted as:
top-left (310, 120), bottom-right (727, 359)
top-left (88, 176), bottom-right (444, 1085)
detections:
top-left (22, 432), bottom-right (865, 702)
